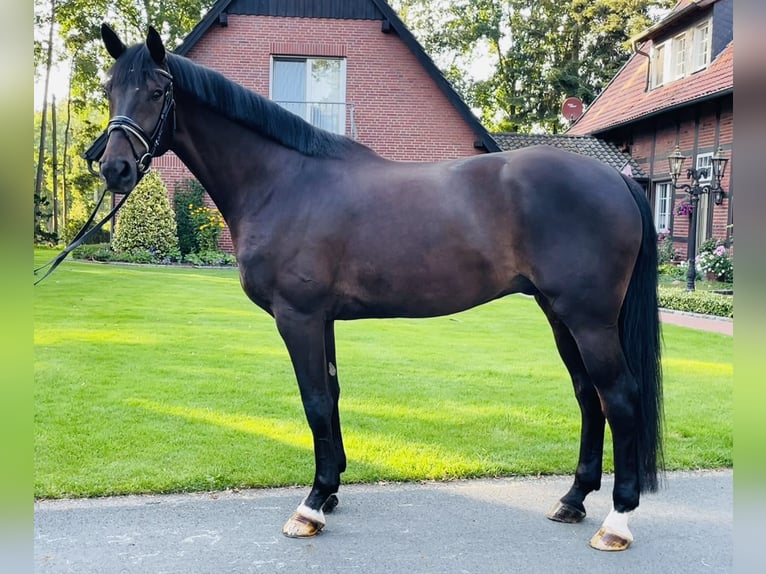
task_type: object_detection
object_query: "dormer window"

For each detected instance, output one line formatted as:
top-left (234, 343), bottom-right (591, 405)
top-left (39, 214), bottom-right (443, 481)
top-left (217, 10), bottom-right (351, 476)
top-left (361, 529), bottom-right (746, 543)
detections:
top-left (672, 33), bottom-right (686, 79)
top-left (650, 18), bottom-right (712, 89)
top-left (692, 20), bottom-right (711, 71)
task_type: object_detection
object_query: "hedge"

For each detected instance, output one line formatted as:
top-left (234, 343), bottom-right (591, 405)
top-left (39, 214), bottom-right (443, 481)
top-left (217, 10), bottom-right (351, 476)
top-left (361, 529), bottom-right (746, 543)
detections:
top-left (658, 287), bottom-right (733, 318)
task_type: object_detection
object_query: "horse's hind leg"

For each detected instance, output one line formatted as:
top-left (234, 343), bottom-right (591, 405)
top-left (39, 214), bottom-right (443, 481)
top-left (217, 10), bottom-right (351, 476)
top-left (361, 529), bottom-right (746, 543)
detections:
top-left (566, 322), bottom-right (642, 551)
top-left (536, 295), bottom-right (605, 524)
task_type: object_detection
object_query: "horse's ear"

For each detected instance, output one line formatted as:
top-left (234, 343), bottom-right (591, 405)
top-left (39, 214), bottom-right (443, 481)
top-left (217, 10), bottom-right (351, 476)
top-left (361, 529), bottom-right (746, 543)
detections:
top-left (101, 23), bottom-right (126, 60)
top-left (146, 26), bottom-right (166, 65)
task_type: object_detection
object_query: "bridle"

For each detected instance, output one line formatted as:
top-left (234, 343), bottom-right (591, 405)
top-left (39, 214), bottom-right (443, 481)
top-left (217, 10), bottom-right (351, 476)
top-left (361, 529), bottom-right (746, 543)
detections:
top-left (104, 67), bottom-right (176, 176)
top-left (35, 67), bottom-right (176, 285)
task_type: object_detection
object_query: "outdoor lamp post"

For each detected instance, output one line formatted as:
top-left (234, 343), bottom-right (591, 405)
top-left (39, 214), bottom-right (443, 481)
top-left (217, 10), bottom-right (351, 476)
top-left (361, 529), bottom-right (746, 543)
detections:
top-left (667, 145), bottom-right (729, 291)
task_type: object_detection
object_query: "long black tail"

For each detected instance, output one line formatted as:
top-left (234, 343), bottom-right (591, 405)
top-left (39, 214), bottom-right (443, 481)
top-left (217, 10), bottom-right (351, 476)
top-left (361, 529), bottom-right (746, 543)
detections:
top-left (619, 173), bottom-right (664, 493)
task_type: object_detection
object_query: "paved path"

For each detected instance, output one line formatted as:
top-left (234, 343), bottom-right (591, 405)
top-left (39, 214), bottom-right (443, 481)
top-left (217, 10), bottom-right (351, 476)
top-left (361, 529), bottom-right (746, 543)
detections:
top-left (660, 309), bottom-right (733, 335)
top-left (35, 470), bottom-right (731, 574)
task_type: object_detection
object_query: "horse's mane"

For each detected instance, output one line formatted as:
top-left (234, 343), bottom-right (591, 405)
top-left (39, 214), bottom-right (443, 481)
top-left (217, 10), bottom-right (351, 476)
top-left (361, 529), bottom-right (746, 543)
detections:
top-left (109, 45), bottom-right (359, 158)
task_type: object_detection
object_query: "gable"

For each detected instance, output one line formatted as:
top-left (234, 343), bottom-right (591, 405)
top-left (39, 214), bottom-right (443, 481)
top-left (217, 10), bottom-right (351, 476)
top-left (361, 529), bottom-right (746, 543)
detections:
top-left (174, 0), bottom-right (498, 153)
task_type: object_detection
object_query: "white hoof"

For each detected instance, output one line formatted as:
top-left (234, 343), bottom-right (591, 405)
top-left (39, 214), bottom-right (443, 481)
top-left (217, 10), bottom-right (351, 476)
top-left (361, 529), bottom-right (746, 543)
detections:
top-left (589, 507), bottom-right (634, 551)
top-left (282, 502), bottom-right (326, 538)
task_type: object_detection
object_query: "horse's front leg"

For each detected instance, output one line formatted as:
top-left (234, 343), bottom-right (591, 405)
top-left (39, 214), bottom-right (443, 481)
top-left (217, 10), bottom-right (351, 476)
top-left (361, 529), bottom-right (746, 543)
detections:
top-left (322, 320), bottom-right (345, 514)
top-left (275, 310), bottom-right (341, 537)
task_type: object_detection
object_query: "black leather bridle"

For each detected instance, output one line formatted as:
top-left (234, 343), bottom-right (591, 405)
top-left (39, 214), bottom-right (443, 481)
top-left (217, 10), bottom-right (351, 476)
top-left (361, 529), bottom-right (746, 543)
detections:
top-left (103, 67), bottom-right (176, 176)
top-left (34, 68), bottom-right (176, 285)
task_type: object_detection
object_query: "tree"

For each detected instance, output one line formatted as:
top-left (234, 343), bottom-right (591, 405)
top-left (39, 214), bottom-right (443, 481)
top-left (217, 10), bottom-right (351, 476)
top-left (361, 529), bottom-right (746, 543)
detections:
top-left (172, 178), bottom-right (206, 256)
top-left (112, 170), bottom-right (179, 259)
top-left (33, 0), bottom-right (213, 243)
top-left (34, 0), bottom-right (56, 236)
top-left (393, 0), bottom-right (673, 133)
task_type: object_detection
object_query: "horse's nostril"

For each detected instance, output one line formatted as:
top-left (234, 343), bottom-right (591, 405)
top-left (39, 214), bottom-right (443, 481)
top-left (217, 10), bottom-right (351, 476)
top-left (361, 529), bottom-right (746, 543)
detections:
top-left (101, 159), bottom-right (134, 189)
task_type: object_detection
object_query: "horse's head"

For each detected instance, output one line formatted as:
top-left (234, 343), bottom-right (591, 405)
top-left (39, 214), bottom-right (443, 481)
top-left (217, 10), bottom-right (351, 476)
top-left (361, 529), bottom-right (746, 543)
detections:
top-left (99, 24), bottom-right (175, 193)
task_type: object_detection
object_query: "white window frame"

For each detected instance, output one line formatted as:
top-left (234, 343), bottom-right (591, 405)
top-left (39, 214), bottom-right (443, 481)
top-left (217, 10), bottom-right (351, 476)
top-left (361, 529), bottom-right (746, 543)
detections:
top-left (694, 152), bottom-right (714, 246)
top-left (692, 19), bottom-right (711, 72)
top-left (672, 32), bottom-right (687, 80)
top-left (650, 41), bottom-right (667, 88)
top-left (654, 181), bottom-right (673, 233)
top-left (696, 151), bottom-right (713, 183)
top-left (269, 56), bottom-right (347, 135)
top-left (649, 18), bottom-right (713, 89)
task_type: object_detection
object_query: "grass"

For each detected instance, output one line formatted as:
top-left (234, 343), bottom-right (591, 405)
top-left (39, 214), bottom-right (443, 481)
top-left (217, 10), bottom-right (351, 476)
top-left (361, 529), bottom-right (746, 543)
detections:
top-left (33, 248), bottom-right (732, 499)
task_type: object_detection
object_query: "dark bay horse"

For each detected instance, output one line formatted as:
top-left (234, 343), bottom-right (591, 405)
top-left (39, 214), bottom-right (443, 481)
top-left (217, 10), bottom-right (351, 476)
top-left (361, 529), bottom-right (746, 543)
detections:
top-left (97, 25), bottom-right (662, 551)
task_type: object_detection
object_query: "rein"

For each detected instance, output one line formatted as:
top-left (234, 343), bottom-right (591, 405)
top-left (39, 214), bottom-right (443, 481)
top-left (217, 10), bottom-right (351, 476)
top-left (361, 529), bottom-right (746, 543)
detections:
top-left (34, 68), bottom-right (176, 286)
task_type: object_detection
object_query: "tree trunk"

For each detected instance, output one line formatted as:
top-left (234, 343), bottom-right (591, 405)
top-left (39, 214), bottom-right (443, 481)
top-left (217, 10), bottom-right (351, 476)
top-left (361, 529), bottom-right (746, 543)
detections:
top-left (62, 53), bottom-right (76, 228)
top-left (52, 93), bottom-right (59, 236)
top-left (34, 0), bottom-right (55, 233)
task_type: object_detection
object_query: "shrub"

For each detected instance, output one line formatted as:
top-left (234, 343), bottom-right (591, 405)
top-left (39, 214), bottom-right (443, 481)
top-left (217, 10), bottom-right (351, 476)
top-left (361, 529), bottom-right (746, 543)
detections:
top-left (190, 205), bottom-right (226, 252)
top-left (698, 237), bottom-right (720, 255)
top-left (657, 229), bottom-right (676, 265)
top-left (71, 243), bottom-right (114, 262)
top-left (183, 250), bottom-right (237, 267)
top-left (62, 195), bottom-right (111, 245)
top-left (173, 179), bottom-right (206, 255)
top-left (658, 287), bottom-right (733, 318)
top-left (696, 245), bottom-right (734, 283)
top-left (658, 262), bottom-right (685, 279)
top-left (112, 171), bottom-right (179, 259)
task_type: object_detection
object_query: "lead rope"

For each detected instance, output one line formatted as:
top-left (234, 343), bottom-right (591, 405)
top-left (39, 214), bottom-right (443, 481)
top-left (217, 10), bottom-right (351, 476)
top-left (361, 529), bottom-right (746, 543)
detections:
top-left (33, 186), bottom-right (133, 285)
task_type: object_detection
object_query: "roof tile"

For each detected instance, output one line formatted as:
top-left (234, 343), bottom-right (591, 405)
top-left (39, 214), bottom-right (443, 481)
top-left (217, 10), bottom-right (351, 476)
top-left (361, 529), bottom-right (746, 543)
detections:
top-left (567, 41), bottom-right (732, 135)
top-left (492, 133), bottom-right (646, 177)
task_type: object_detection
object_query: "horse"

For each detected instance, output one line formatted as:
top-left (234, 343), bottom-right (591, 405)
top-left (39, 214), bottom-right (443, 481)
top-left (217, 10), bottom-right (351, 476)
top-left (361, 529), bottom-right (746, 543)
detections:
top-left (96, 24), bottom-right (663, 551)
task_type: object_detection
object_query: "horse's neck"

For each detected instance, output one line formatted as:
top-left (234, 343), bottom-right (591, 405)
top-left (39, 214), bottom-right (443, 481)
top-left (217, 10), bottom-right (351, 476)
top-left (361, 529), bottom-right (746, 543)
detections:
top-left (170, 95), bottom-right (296, 218)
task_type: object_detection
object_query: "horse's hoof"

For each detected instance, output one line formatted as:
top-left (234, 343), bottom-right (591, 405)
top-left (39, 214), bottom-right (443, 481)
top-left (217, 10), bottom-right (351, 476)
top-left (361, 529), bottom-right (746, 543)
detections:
top-left (322, 494), bottom-right (339, 514)
top-left (282, 512), bottom-right (324, 538)
top-left (589, 527), bottom-right (633, 551)
top-left (546, 500), bottom-right (586, 523)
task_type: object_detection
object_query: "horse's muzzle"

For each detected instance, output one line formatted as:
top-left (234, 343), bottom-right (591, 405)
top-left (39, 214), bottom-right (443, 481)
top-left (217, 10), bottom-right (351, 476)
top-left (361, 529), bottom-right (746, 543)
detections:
top-left (100, 157), bottom-right (137, 193)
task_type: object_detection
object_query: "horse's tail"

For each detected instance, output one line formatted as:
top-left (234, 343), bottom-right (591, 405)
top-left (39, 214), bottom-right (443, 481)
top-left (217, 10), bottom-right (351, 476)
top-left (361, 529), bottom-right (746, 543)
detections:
top-left (619, 172), bottom-right (664, 493)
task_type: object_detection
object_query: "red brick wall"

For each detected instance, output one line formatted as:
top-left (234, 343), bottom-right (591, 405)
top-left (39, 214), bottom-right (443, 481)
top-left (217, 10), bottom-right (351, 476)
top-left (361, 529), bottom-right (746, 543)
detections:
top-left (610, 98), bottom-right (733, 259)
top-left (155, 15), bottom-right (484, 252)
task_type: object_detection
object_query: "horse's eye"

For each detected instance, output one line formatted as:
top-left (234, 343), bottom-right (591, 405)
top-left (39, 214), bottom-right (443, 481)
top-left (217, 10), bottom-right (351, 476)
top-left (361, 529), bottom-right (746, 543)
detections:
top-left (151, 89), bottom-right (163, 101)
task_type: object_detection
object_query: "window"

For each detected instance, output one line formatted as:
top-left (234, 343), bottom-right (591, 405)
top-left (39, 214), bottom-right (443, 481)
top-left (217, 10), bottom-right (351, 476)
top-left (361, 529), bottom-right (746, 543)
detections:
top-left (692, 21), bottom-right (711, 71)
top-left (651, 43), bottom-right (666, 88)
top-left (271, 57), bottom-right (347, 134)
top-left (672, 33), bottom-right (686, 79)
top-left (694, 152), bottom-right (714, 246)
top-left (649, 18), bottom-right (713, 89)
top-left (654, 182), bottom-right (673, 233)
top-left (696, 152), bottom-right (713, 183)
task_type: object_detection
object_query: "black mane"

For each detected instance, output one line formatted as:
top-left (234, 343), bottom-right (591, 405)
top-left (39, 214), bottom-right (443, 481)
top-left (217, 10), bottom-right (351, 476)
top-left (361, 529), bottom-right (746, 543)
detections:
top-left (109, 44), bottom-right (359, 158)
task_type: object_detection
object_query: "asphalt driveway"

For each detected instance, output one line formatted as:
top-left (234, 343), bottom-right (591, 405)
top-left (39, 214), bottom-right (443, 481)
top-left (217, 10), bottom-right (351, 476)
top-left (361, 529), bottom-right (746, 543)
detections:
top-left (34, 469), bottom-right (732, 574)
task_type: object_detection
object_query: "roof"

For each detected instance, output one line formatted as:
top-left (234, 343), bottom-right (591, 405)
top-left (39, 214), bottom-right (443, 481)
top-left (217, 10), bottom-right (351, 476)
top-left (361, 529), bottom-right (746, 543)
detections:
top-left (492, 133), bottom-right (647, 177)
top-left (567, 40), bottom-right (732, 136)
top-left (173, 0), bottom-right (500, 152)
top-left (568, 0), bottom-right (733, 136)
top-left (631, 0), bottom-right (716, 44)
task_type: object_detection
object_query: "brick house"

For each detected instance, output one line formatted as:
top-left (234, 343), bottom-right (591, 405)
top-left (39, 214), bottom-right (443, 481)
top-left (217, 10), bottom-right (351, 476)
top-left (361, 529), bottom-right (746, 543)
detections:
top-left (566, 0), bottom-right (733, 259)
top-left (153, 0), bottom-right (499, 251)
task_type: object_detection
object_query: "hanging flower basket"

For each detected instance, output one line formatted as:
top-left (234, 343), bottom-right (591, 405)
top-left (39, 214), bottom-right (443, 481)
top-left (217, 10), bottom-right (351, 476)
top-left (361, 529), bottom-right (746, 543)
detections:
top-left (676, 202), bottom-right (693, 216)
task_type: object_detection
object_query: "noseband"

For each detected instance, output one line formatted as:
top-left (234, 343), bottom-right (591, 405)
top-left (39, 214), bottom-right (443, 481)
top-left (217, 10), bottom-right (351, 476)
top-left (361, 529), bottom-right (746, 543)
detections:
top-left (36, 68), bottom-right (176, 286)
top-left (105, 68), bottom-right (176, 176)
top-left (83, 68), bottom-right (176, 177)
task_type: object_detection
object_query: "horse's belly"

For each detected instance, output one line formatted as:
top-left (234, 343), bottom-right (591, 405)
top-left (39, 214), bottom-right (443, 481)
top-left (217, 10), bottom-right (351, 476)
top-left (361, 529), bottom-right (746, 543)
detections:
top-left (332, 258), bottom-right (530, 320)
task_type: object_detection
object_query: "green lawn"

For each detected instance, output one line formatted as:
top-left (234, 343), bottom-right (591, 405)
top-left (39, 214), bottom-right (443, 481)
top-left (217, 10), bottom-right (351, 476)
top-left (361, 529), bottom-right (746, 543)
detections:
top-left (33, 248), bottom-right (732, 498)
